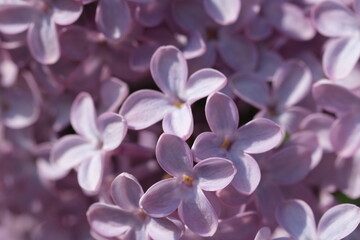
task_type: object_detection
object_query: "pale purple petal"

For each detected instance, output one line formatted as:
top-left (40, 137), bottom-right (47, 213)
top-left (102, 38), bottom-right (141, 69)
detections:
top-left (87, 203), bottom-right (132, 238)
top-left (100, 77), bottom-right (129, 112)
top-left (50, 135), bottom-right (95, 170)
top-left (150, 45), bottom-right (188, 97)
top-left (205, 92), bottom-right (239, 137)
top-left (155, 133), bottom-right (193, 176)
top-left (52, 0), bottom-right (83, 25)
top-left (194, 158), bottom-right (236, 191)
top-left (95, 0), bottom-right (131, 39)
top-left (140, 178), bottom-right (181, 217)
top-left (275, 199), bottom-right (317, 240)
top-left (234, 118), bottom-right (283, 154)
top-left (98, 113), bottom-right (127, 151)
top-left (203, 0), bottom-right (241, 25)
top-left (318, 204), bottom-right (360, 240)
top-left (256, 48), bottom-right (283, 79)
top-left (274, 106), bottom-right (311, 134)
top-left (147, 218), bottom-right (183, 240)
top-left (0, 4), bottom-right (34, 34)
top-left (70, 92), bottom-right (99, 142)
top-left (323, 36), bottom-right (360, 80)
top-left (178, 188), bottom-right (218, 237)
top-left (77, 151), bottom-right (104, 193)
top-left (181, 31), bottom-right (206, 60)
top-left (135, 0), bottom-right (167, 27)
top-left (162, 104), bottom-right (193, 140)
top-left (231, 153), bottom-right (261, 195)
top-left (119, 90), bottom-right (173, 130)
top-left (184, 68), bottom-right (227, 104)
top-left (216, 184), bottom-right (251, 206)
top-left (111, 172), bottom-right (143, 211)
top-left (192, 132), bottom-right (228, 160)
top-left (312, 1), bottom-right (358, 38)
top-left (254, 227), bottom-right (272, 240)
top-left (27, 14), bottom-right (60, 64)
top-left (245, 16), bottom-right (272, 41)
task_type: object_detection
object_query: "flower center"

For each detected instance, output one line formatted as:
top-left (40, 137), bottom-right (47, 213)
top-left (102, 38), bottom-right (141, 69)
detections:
top-left (137, 209), bottom-right (148, 220)
top-left (220, 138), bottom-right (232, 150)
top-left (173, 101), bottom-right (184, 108)
top-left (182, 174), bottom-right (194, 186)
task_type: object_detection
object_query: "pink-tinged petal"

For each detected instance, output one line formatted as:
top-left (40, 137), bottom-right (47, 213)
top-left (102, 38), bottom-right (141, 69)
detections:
top-left (0, 4), bottom-right (34, 34)
top-left (156, 133), bottom-right (193, 176)
top-left (140, 178), bottom-right (181, 217)
top-left (147, 218), bottom-right (183, 240)
top-left (245, 16), bottom-right (272, 41)
top-left (203, 0), bottom-right (240, 25)
top-left (150, 45), bottom-right (187, 97)
top-left (312, 80), bottom-right (360, 115)
top-left (36, 158), bottom-right (69, 181)
top-left (231, 154), bottom-right (261, 195)
top-left (70, 92), bottom-right (99, 142)
top-left (231, 73), bottom-right (270, 109)
top-left (275, 199), bottom-right (317, 240)
top-left (51, 135), bottom-right (95, 170)
top-left (181, 31), bottom-right (206, 60)
top-left (52, 0), bottom-right (83, 25)
top-left (129, 44), bottom-right (156, 72)
top-left (254, 227), bottom-right (272, 240)
top-left (135, 0), bottom-right (167, 27)
top-left (264, 1), bottom-right (315, 41)
top-left (266, 146), bottom-right (312, 185)
top-left (179, 189), bottom-right (218, 237)
top-left (111, 172), bottom-right (143, 211)
top-left (234, 118), bottom-right (283, 154)
top-left (184, 69), bottom-right (227, 104)
top-left (27, 14), bottom-right (60, 64)
top-left (275, 107), bottom-right (311, 134)
top-left (318, 204), bottom-right (360, 240)
top-left (122, 226), bottom-right (148, 240)
top-left (272, 60), bottom-right (312, 110)
top-left (77, 151), bottom-right (104, 193)
top-left (119, 90), bottom-right (173, 130)
top-left (192, 132), bottom-right (227, 160)
top-left (87, 203), bottom-right (132, 238)
top-left (205, 92), bottom-right (239, 137)
top-left (162, 104), bottom-right (193, 140)
top-left (194, 158), bottom-right (236, 191)
top-left (330, 112), bottom-right (360, 158)
top-left (216, 184), bottom-right (251, 206)
top-left (336, 153), bottom-right (360, 199)
top-left (100, 77), bottom-right (129, 112)
top-left (0, 52), bottom-right (18, 88)
top-left (59, 26), bottom-right (93, 61)
top-left (98, 113), bottom-right (127, 151)
top-left (323, 36), bottom-right (360, 80)
top-left (312, 1), bottom-right (358, 38)
top-left (217, 35), bottom-right (258, 73)
top-left (95, 0), bottom-right (131, 39)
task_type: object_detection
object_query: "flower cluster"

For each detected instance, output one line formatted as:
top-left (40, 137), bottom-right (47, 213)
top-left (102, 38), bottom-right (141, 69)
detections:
top-left (1, 0), bottom-right (360, 239)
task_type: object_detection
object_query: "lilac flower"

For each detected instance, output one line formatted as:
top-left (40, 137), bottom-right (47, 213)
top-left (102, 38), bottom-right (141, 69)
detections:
top-left (87, 172), bottom-right (183, 240)
top-left (0, 0), bottom-right (83, 64)
top-left (312, 0), bottom-right (360, 79)
top-left (276, 199), bottom-right (360, 240)
top-left (120, 45), bottom-right (227, 139)
top-left (51, 92), bottom-right (127, 193)
top-left (192, 92), bottom-right (283, 195)
top-left (140, 133), bottom-right (236, 236)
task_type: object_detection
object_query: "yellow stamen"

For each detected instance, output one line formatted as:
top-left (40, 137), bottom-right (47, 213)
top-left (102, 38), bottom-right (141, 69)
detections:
top-left (162, 173), bottom-right (173, 180)
top-left (221, 138), bottom-right (231, 149)
top-left (182, 174), bottom-right (194, 185)
top-left (137, 209), bottom-right (148, 220)
top-left (173, 101), bottom-right (183, 108)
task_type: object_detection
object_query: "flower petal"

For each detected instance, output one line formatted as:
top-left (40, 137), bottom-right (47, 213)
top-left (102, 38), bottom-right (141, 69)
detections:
top-left (111, 172), bottom-right (143, 211)
top-left (192, 132), bottom-right (227, 160)
top-left (52, 0), bottom-right (83, 25)
top-left (147, 217), bottom-right (183, 240)
top-left (98, 112), bottom-right (127, 151)
top-left (275, 199), bottom-right (317, 240)
top-left (184, 69), bottom-right (227, 104)
top-left (162, 104), bottom-right (193, 140)
top-left (254, 227), bottom-right (272, 240)
top-left (99, 77), bottom-right (129, 112)
top-left (140, 178), bottom-right (181, 217)
top-left (194, 158), bottom-right (236, 191)
top-left (203, 0), bottom-right (241, 25)
top-left (150, 45), bottom-right (188, 97)
top-left (156, 133), bottom-right (193, 176)
top-left (318, 204), bottom-right (360, 240)
top-left (77, 151), bottom-right (104, 193)
top-left (119, 90), bottom-right (173, 130)
top-left (95, 0), bottom-right (131, 39)
top-left (0, 4), bottom-right (34, 34)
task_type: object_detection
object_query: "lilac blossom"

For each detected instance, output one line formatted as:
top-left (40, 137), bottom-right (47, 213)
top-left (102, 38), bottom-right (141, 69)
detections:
top-left (120, 45), bottom-right (227, 139)
top-left (51, 92), bottom-right (127, 193)
top-left (140, 133), bottom-right (236, 236)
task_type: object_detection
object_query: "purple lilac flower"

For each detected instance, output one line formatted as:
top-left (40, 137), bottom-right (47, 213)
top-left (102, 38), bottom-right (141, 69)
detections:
top-left (140, 133), bottom-right (236, 236)
top-left (120, 45), bottom-right (227, 139)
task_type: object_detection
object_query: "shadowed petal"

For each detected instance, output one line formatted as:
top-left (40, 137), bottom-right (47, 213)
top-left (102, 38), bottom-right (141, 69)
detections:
top-left (254, 227), bottom-right (271, 240)
top-left (318, 204), bottom-right (360, 240)
top-left (111, 172), bottom-right (143, 211)
top-left (98, 113), bottom-right (127, 151)
top-left (203, 0), bottom-right (240, 25)
top-left (185, 69), bottom-right (227, 104)
top-left (194, 158), bottom-right (236, 191)
top-left (96, 0), bottom-right (131, 39)
top-left (53, 0), bottom-right (83, 25)
top-left (150, 45), bottom-right (188, 97)
top-left (147, 218), bottom-right (183, 240)
top-left (162, 104), bottom-right (193, 140)
top-left (87, 203), bottom-right (132, 238)
top-left (0, 4), bottom-right (34, 34)
top-left (27, 14), bottom-right (60, 64)
top-left (120, 90), bottom-right (173, 130)
top-left (77, 151), bottom-right (104, 193)
top-left (100, 77), bottom-right (129, 112)
top-left (179, 189), bottom-right (218, 237)
top-left (275, 199), bottom-right (317, 240)
top-left (156, 133), bottom-right (193, 176)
